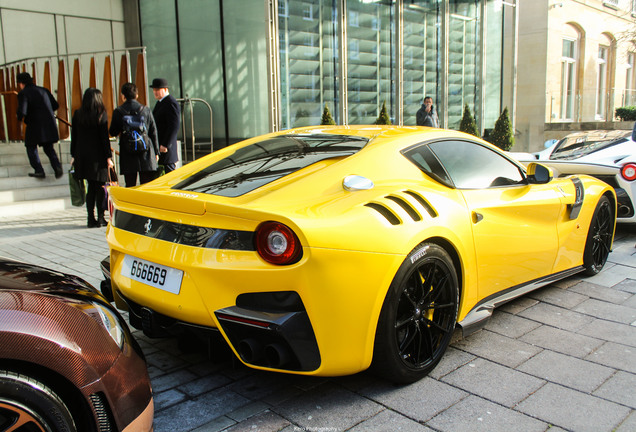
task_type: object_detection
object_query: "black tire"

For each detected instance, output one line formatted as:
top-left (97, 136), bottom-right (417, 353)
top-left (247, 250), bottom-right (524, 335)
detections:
top-left (0, 370), bottom-right (76, 432)
top-left (372, 243), bottom-right (459, 384)
top-left (583, 195), bottom-right (614, 276)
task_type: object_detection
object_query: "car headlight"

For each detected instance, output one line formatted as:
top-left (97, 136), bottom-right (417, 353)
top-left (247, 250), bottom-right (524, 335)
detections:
top-left (88, 301), bottom-right (125, 348)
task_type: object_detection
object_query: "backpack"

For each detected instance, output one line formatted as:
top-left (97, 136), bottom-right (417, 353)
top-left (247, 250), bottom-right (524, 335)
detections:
top-left (119, 106), bottom-right (150, 154)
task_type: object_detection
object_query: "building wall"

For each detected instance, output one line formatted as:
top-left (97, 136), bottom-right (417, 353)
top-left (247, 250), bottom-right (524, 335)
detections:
top-left (0, 0), bottom-right (125, 64)
top-left (517, 0), bottom-right (636, 152)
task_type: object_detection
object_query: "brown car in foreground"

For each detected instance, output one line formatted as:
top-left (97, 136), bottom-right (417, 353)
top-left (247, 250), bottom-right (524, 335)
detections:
top-left (0, 258), bottom-right (153, 431)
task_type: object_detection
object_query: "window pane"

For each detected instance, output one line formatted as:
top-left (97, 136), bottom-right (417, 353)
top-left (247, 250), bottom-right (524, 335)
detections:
top-left (176, 0), bottom-right (224, 145)
top-left (429, 140), bottom-right (524, 189)
top-left (448, 0), bottom-right (480, 129)
top-left (347, 0), bottom-right (395, 125)
top-left (403, 1), bottom-right (441, 126)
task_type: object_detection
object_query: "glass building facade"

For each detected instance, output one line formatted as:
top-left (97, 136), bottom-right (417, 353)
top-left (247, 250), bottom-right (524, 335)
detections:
top-left (138, 0), bottom-right (505, 147)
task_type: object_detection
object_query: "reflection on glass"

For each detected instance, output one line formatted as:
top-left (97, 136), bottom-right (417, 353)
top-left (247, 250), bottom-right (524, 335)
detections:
top-left (279, 0), bottom-right (339, 129)
top-left (448, 0), bottom-right (479, 129)
top-left (347, 0), bottom-right (395, 125)
top-left (404, 0), bottom-right (441, 126)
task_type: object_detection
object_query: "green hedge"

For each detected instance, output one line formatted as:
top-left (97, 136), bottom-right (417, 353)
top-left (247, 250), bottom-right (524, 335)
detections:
top-left (615, 106), bottom-right (636, 121)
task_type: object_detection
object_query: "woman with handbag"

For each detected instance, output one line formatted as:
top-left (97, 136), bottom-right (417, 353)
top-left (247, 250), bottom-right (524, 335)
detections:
top-left (70, 88), bottom-right (114, 228)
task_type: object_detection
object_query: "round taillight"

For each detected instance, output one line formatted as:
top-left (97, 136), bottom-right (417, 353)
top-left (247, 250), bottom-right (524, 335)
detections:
top-left (255, 221), bottom-right (302, 265)
top-left (621, 163), bottom-right (636, 181)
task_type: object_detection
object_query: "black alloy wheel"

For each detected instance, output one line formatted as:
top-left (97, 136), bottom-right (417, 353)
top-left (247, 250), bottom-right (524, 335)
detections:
top-left (583, 195), bottom-right (614, 276)
top-left (373, 243), bottom-right (459, 383)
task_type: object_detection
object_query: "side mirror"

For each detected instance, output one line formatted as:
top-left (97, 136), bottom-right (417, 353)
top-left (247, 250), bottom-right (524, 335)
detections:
top-left (527, 163), bottom-right (553, 184)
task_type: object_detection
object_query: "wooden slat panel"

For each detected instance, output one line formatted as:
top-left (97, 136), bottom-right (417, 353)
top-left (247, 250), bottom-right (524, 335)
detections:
top-left (0, 69), bottom-right (5, 141)
top-left (30, 63), bottom-right (37, 85)
top-left (135, 53), bottom-right (147, 106)
top-left (103, 55), bottom-right (115, 127)
top-left (71, 58), bottom-right (82, 119)
top-left (89, 57), bottom-right (97, 88)
top-left (42, 61), bottom-right (52, 91)
top-left (6, 66), bottom-right (20, 140)
top-left (118, 54), bottom-right (129, 105)
top-left (57, 60), bottom-right (70, 140)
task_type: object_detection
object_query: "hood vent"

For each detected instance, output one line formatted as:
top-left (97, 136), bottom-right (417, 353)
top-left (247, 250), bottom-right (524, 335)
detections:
top-left (365, 190), bottom-right (438, 225)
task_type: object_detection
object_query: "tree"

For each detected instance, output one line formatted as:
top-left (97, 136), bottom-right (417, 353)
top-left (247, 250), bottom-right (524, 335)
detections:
top-left (374, 101), bottom-right (391, 125)
top-left (459, 104), bottom-right (479, 137)
top-left (489, 107), bottom-right (515, 151)
top-left (321, 103), bottom-right (336, 125)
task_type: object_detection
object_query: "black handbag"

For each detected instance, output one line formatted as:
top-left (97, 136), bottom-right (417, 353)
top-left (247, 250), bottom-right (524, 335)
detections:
top-left (68, 166), bottom-right (86, 207)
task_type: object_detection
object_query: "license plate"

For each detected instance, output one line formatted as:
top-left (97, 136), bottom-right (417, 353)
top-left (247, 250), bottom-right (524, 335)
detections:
top-left (121, 255), bottom-right (183, 294)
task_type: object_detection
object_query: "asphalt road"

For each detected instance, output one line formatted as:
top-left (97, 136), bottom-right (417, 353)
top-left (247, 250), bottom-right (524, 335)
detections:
top-left (0, 207), bottom-right (634, 432)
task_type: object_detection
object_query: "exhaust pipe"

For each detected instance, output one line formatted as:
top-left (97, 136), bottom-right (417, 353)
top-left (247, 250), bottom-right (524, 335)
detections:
top-left (264, 343), bottom-right (291, 368)
top-left (617, 204), bottom-right (631, 217)
top-left (237, 339), bottom-right (263, 363)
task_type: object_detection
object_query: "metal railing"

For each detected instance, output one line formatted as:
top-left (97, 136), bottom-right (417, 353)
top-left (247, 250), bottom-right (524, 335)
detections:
top-left (177, 96), bottom-right (214, 163)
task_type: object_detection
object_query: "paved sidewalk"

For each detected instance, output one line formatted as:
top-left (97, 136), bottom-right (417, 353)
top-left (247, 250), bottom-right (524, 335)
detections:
top-left (0, 207), bottom-right (634, 432)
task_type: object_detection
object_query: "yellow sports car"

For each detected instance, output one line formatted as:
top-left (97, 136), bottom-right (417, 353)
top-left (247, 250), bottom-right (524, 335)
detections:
top-left (104, 126), bottom-right (616, 383)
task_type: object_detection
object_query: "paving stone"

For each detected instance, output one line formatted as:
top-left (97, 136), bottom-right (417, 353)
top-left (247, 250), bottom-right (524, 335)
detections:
top-left (153, 388), bottom-right (187, 411)
top-left (152, 369), bottom-right (198, 393)
top-left (484, 311), bottom-right (542, 338)
top-left (228, 371), bottom-right (299, 401)
top-left (226, 401), bottom-right (271, 422)
top-left (452, 330), bottom-right (542, 368)
top-left (181, 374), bottom-right (233, 397)
top-left (586, 264), bottom-right (636, 288)
top-left (616, 410), bottom-right (636, 432)
top-left (518, 302), bottom-right (594, 332)
top-left (348, 409), bottom-right (434, 432)
top-left (220, 410), bottom-right (290, 432)
top-left (153, 389), bottom-right (249, 432)
top-left (428, 346), bottom-right (476, 380)
top-left (527, 285), bottom-right (588, 309)
top-left (275, 383), bottom-right (383, 430)
top-left (614, 278), bottom-right (636, 294)
top-left (146, 350), bottom-right (191, 373)
top-left (574, 298), bottom-right (636, 324)
top-left (497, 296), bottom-right (539, 315)
top-left (578, 319), bottom-right (636, 347)
top-left (593, 371), bottom-right (636, 408)
top-left (517, 350), bottom-right (615, 393)
top-left (441, 358), bottom-right (544, 407)
top-left (428, 395), bottom-right (547, 432)
top-left (191, 416), bottom-right (236, 432)
top-left (516, 383), bottom-right (631, 432)
top-left (569, 281), bottom-right (633, 304)
top-left (519, 325), bottom-right (603, 358)
top-left (585, 341), bottom-right (636, 374)
top-left (360, 377), bottom-right (467, 422)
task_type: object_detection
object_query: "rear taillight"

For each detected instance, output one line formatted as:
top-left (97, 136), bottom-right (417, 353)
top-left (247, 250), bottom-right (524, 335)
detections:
top-left (621, 163), bottom-right (636, 181)
top-left (108, 197), bottom-right (114, 218)
top-left (255, 221), bottom-right (302, 265)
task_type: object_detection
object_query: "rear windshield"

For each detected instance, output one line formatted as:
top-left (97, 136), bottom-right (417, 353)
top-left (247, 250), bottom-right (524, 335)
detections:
top-left (550, 130), bottom-right (631, 160)
top-left (173, 134), bottom-right (369, 197)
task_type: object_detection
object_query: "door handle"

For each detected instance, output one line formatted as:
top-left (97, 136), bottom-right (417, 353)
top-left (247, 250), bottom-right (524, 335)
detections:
top-left (472, 212), bottom-right (483, 223)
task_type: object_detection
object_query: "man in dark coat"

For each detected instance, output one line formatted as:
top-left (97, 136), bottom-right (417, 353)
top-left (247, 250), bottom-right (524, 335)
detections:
top-left (416, 96), bottom-right (439, 128)
top-left (150, 78), bottom-right (181, 174)
top-left (16, 72), bottom-right (63, 178)
top-left (109, 82), bottom-right (159, 187)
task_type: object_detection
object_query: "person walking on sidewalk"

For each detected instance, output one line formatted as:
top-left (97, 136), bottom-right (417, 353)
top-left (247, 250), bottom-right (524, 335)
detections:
top-left (70, 88), bottom-right (114, 228)
top-left (16, 72), bottom-right (64, 179)
top-left (150, 78), bottom-right (181, 174)
top-left (109, 82), bottom-right (159, 187)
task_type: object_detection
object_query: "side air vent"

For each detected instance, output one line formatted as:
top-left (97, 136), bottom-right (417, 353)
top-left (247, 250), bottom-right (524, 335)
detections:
top-left (404, 190), bottom-right (438, 218)
top-left (89, 392), bottom-right (115, 432)
top-left (386, 195), bottom-right (422, 221)
top-left (364, 203), bottom-right (401, 225)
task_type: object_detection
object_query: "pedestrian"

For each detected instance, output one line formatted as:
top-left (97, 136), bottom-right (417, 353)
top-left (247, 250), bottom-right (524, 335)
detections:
top-left (16, 72), bottom-right (64, 179)
top-left (109, 82), bottom-right (159, 187)
top-left (70, 88), bottom-right (114, 228)
top-left (416, 96), bottom-right (439, 128)
top-left (150, 78), bottom-right (181, 174)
